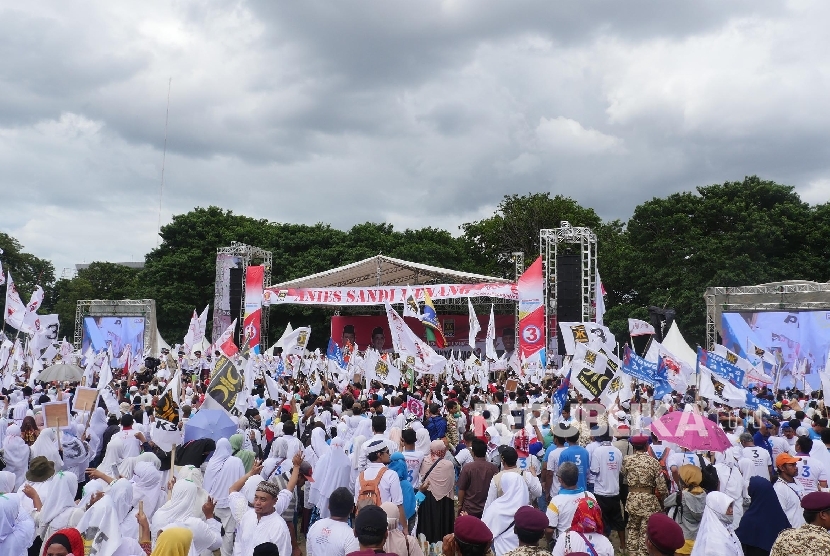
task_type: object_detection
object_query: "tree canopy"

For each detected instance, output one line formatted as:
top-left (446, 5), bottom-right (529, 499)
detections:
top-left (4, 176), bottom-right (828, 350)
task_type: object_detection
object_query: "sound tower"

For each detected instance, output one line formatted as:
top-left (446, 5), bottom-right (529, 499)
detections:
top-left (228, 267), bottom-right (243, 346)
top-left (556, 254), bottom-right (581, 356)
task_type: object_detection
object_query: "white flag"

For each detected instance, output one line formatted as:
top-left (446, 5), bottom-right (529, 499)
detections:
top-left (747, 339), bottom-right (777, 366)
top-left (0, 260), bottom-right (4, 286)
top-left (485, 304), bottom-right (497, 361)
top-left (30, 314), bottom-right (60, 352)
top-left (467, 298), bottom-right (481, 350)
top-left (3, 272), bottom-right (27, 331)
top-left (558, 321), bottom-right (616, 355)
top-left (363, 349), bottom-right (402, 386)
top-left (196, 305), bottom-right (210, 346)
top-left (98, 356), bottom-right (113, 390)
top-left (697, 365), bottom-right (747, 407)
top-left (282, 327), bottom-right (311, 356)
top-left (402, 285), bottom-right (420, 318)
top-left (384, 303), bottom-right (445, 372)
top-left (594, 268), bottom-right (606, 326)
top-left (628, 318), bottom-right (656, 337)
top-left (182, 310), bottom-right (199, 353)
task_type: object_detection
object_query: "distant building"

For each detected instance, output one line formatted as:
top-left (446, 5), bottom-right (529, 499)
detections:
top-left (75, 261), bottom-right (145, 271)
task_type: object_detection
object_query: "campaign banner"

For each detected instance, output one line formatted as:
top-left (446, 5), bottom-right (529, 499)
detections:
top-left (203, 353), bottom-right (244, 414)
top-left (243, 266), bottom-right (264, 354)
top-left (622, 345), bottom-right (657, 384)
top-left (517, 257), bottom-right (545, 359)
top-left (330, 314), bottom-right (515, 351)
top-left (263, 282), bottom-right (517, 306)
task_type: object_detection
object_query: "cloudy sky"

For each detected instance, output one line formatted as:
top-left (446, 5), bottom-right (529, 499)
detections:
top-left (2, 1), bottom-right (829, 275)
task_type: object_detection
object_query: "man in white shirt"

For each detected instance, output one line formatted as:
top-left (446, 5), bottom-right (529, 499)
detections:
top-left (228, 456), bottom-right (301, 556)
top-left (589, 435), bottom-right (625, 548)
top-left (546, 462), bottom-right (597, 539)
top-left (281, 422), bottom-right (303, 461)
top-left (546, 435), bottom-right (568, 499)
top-left (773, 453), bottom-right (806, 528)
top-left (307, 487), bottom-right (360, 556)
top-left (794, 436), bottom-right (829, 494)
top-left (769, 420), bottom-right (793, 460)
top-left (355, 439), bottom-right (408, 533)
top-left (740, 432), bottom-right (773, 481)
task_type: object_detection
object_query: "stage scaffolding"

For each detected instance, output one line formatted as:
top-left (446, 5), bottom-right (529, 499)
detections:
top-left (704, 281), bottom-right (830, 350)
top-left (540, 222), bottom-right (598, 353)
top-left (212, 242), bottom-right (272, 348)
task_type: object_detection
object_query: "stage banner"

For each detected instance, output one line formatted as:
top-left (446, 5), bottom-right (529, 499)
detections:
top-left (243, 266), bottom-right (264, 354)
top-left (263, 282), bottom-right (517, 306)
top-left (517, 257), bottom-right (545, 359)
top-left (330, 314), bottom-right (516, 353)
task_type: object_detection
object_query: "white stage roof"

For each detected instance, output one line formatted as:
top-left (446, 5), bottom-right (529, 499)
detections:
top-left (271, 255), bottom-right (511, 289)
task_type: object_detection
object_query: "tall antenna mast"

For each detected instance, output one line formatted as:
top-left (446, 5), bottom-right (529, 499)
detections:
top-left (157, 78), bottom-right (172, 246)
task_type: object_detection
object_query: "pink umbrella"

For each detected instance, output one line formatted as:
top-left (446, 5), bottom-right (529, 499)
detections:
top-left (650, 410), bottom-right (733, 452)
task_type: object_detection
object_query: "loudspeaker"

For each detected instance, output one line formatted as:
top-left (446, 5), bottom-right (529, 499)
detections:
top-left (556, 255), bottom-right (581, 356)
top-left (229, 267), bottom-right (243, 345)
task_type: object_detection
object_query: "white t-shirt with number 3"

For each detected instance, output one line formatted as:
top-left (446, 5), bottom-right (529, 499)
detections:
top-left (742, 446), bottom-right (772, 480)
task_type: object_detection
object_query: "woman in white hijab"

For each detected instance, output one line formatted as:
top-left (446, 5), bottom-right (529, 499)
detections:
top-left (303, 426), bottom-right (330, 467)
top-left (482, 473), bottom-right (530, 556)
top-left (151, 478), bottom-right (200, 543)
top-left (2, 424), bottom-right (30, 489)
top-left (312, 436), bottom-right (352, 519)
top-left (203, 437), bottom-right (245, 556)
top-left (29, 428), bottom-right (63, 470)
top-left (87, 407), bottom-right (108, 457)
top-left (349, 435), bottom-right (367, 492)
top-left (485, 426), bottom-right (502, 466)
top-left (0, 471), bottom-right (15, 494)
top-left (130, 461), bottom-right (165, 521)
top-left (96, 433), bottom-right (126, 475)
top-left (36, 470), bottom-right (83, 540)
top-left (77, 478), bottom-right (141, 556)
top-left (0, 493), bottom-right (35, 554)
top-left (690, 490), bottom-right (743, 556)
top-left (414, 428), bottom-right (431, 455)
top-left (176, 465), bottom-right (209, 519)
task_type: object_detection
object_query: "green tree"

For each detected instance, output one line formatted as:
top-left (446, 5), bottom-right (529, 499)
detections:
top-left (460, 193), bottom-right (606, 278)
top-left (624, 176), bottom-right (823, 345)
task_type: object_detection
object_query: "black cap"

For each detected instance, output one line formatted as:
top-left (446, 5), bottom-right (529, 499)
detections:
top-left (354, 505), bottom-right (387, 537)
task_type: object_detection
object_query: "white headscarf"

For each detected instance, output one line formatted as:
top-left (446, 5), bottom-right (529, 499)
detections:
top-left (131, 461), bottom-right (164, 520)
top-left (0, 493), bottom-right (33, 554)
top-left (77, 478), bottom-right (137, 556)
top-left (30, 428), bottom-right (63, 469)
top-left (0, 472), bottom-right (15, 494)
top-left (690, 491), bottom-right (742, 556)
top-left (311, 437), bottom-right (352, 518)
top-left (38, 470), bottom-right (79, 534)
top-left (482, 473), bottom-right (529, 556)
top-left (97, 434), bottom-right (126, 474)
top-left (151, 479), bottom-right (200, 542)
top-left (88, 407), bottom-right (108, 456)
top-left (414, 428), bottom-right (431, 454)
top-left (203, 438), bottom-right (245, 507)
top-left (2, 425), bottom-right (30, 489)
top-left (118, 452), bottom-right (161, 479)
top-left (304, 427), bottom-right (330, 466)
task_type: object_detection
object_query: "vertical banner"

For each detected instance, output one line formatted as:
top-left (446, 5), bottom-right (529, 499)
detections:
top-left (518, 257), bottom-right (545, 359)
top-left (243, 265), bottom-right (264, 354)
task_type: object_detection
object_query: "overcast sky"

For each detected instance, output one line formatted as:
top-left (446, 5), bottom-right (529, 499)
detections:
top-left (2, 1), bottom-right (829, 276)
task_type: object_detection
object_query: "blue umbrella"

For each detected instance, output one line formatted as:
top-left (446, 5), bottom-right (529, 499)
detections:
top-left (183, 408), bottom-right (238, 443)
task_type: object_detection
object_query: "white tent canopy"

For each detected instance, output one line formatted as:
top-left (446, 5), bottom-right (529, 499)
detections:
top-left (270, 255), bottom-right (511, 289)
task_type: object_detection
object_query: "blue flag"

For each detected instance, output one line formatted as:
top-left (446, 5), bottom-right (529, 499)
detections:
top-left (697, 347), bottom-right (745, 386)
top-left (326, 338), bottom-right (347, 369)
top-left (622, 345), bottom-right (657, 384)
top-left (276, 357), bottom-right (285, 377)
top-left (654, 356), bottom-right (673, 399)
top-left (745, 391), bottom-right (774, 412)
top-left (553, 369), bottom-right (571, 413)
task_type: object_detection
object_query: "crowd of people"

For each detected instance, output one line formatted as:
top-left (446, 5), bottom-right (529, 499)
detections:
top-left (2, 334), bottom-right (830, 556)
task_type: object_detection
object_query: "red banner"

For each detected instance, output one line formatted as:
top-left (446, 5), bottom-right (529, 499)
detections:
top-left (243, 266), bottom-right (264, 352)
top-left (517, 257), bottom-right (545, 358)
top-left (330, 314), bottom-right (515, 352)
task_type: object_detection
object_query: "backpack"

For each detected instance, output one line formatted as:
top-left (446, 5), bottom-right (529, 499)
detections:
top-left (570, 494), bottom-right (604, 534)
top-left (697, 454), bottom-right (720, 493)
top-left (357, 467), bottom-right (387, 512)
top-left (648, 445), bottom-right (672, 492)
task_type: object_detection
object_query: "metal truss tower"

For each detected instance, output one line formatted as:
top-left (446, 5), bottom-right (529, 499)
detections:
top-left (213, 242), bottom-right (273, 348)
top-left (540, 222), bottom-right (598, 354)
